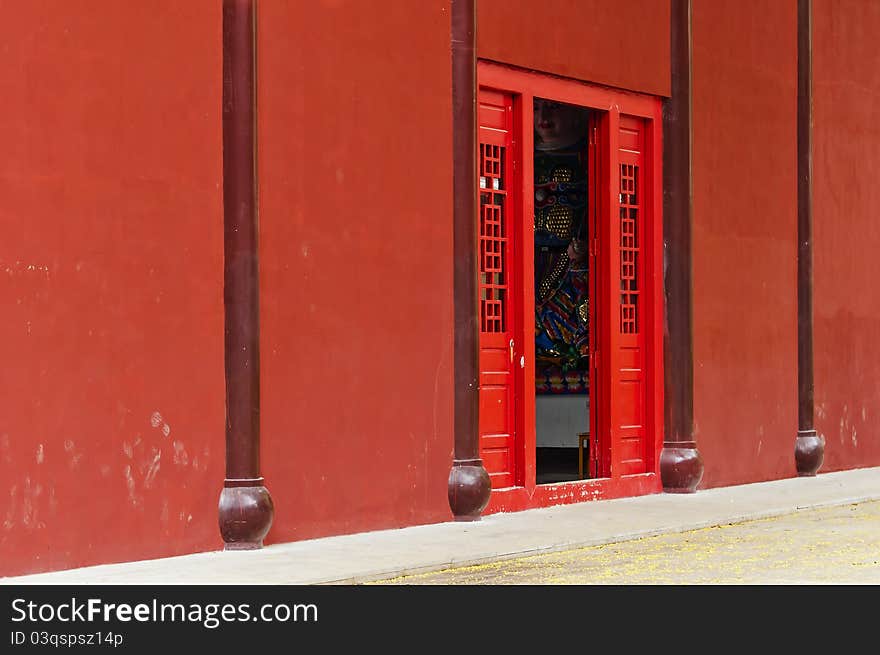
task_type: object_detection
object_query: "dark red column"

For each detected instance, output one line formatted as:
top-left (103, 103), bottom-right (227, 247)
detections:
top-left (660, 0), bottom-right (703, 493)
top-left (795, 0), bottom-right (824, 476)
top-left (218, 0), bottom-right (274, 549)
top-left (448, 0), bottom-right (491, 520)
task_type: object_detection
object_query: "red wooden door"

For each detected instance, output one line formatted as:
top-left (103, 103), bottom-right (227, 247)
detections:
top-left (477, 89), bottom-right (516, 489)
top-left (608, 115), bottom-right (648, 475)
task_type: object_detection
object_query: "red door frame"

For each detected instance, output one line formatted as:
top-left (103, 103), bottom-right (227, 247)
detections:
top-left (478, 61), bottom-right (664, 514)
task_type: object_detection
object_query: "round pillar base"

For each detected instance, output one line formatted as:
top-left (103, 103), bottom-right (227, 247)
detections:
top-left (219, 479), bottom-right (274, 550)
top-left (448, 458), bottom-right (491, 521)
top-left (795, 429), bottom-right (825, 477)
top-left (660, 441), bottom-right (704, 493)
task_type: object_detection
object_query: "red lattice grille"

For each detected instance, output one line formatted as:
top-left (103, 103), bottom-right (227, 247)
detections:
top-left (480, 143), bottom-right (507, 333)
top-left (619, 163), bottom-right (639, 334)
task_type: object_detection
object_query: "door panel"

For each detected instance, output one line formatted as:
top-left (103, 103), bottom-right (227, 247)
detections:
top-left (608, 115), bottom-right (648, 476)
top-left (478, 89), bottom-right (516, 489)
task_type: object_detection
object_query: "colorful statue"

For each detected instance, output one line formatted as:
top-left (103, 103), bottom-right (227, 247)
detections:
top-left (533, 98), bottom-right (591, 391)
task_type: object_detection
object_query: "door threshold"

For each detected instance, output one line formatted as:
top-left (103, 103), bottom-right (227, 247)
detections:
top-left (484, 473), bottom-right (660, 515)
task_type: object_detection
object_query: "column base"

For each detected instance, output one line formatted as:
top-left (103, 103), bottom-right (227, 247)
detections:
top-left (660, 441), bottom-right (704, 493)
top-left (218, 479), bottom-right (274, 550)
top-left (448, 458), bottom-right (491, 521)
top-left (795, 429), bottom-right (825, 477)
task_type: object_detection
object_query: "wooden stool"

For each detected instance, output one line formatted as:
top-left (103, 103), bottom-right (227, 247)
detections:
top-left (578, 431), bottom-right (590, 479)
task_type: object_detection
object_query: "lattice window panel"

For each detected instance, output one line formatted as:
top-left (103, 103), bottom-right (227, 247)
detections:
top-left (479, 143), bottom-right (507, 333)
top-left (619, 163), bottom-right (639, 334)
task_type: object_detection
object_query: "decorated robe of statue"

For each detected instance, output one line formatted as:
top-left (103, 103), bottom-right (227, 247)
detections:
top-left (534, 136), bottom-right (590, 378)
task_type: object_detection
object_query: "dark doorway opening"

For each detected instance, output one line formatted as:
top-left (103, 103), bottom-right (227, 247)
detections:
top-left (533, 97), bottom-right (594, 485)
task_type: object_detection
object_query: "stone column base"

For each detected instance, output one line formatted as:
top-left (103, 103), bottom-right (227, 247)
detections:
top-left (219, 479), bottom-right (274, 550)
top-left (448, 458), bottom-right (491, 521)
top-left (795, 429), bottom-right (825, 477)
top-left (660, 441), bottom-right (703, 493)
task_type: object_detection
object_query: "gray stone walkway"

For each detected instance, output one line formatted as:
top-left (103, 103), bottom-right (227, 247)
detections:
top-left (3, 467), bottom-right (879, 585)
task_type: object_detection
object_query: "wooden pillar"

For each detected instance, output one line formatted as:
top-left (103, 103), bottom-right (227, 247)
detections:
top-left (795, 0), bottom-right (824, 476)
top-left (218, 0), bottom-right (274, 548)
top-left (660, 0), bottom-right (703, 493)
top-left (448, 0), bottom-right (491, 520)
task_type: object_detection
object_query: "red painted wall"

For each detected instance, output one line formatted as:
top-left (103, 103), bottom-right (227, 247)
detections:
top-left (0, 1), bottom-right (224, 576)
top-left (8, 0), bottom-right (874, 578)
top-left (256, 0), bottom-right (671, 546)
top-left (477, 0), bottom-right (670, 97)
top-left (812, 0), bottom-right (880, 471)
top-left (691, 0), bottom-right (798, 487)
top-left (257, 1), bottom-right (455, 543)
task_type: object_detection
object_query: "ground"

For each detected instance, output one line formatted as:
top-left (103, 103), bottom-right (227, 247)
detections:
top-left (372, 501), bottom-right (880, 584)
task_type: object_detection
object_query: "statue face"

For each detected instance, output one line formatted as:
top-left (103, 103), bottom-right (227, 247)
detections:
top-left (534, 98), bottom-right (586, 149)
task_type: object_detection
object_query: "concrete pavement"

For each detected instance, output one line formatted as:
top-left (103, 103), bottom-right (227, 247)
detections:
top-left (3, 466), bottom-right (880, 585)
top-left (375, 500), bottom-right (880, 584)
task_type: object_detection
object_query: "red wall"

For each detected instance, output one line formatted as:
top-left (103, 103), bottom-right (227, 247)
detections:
top-left (812, 0), bottom-right (880, 471)
top-left (8, 0), bottom-right (874, 579)
top-left (257, 1), bottom-right (455, 543)
top-left (691, 0), bottom-right (798, 487)
top-left (478, 0), bottom-right (670, 97)
top-left (256, 0), bottom-right (671, 547)
top-left (0, 1), bottom-right (224, 576)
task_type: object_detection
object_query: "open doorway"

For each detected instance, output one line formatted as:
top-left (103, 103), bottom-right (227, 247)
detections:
top-left (477, 61), bottom-right (663, 509)
top-left (533, 97), bottom-right (594, 485)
